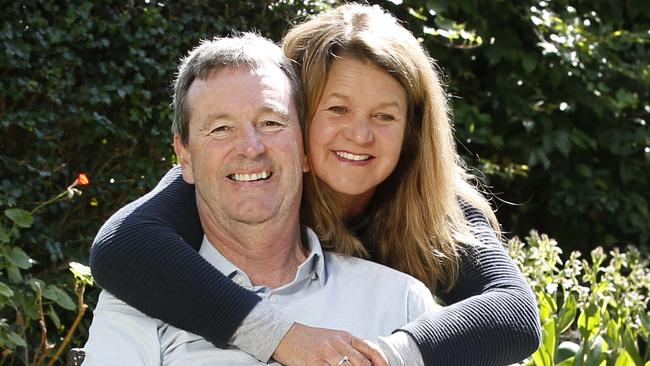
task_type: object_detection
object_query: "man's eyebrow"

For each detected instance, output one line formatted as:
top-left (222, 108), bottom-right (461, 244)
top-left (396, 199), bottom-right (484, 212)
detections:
top-left (261, 103), bottom-right (291, 119)
top-left (200, 113), bottom-right (230, 127)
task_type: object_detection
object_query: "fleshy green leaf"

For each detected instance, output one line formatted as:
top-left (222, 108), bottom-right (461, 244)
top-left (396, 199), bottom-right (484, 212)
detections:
top-left (47, 304), bottom-right (61, 329)
top-left (4, 208), bottom-right (33, 228)
top-left (557, 293), bottom-right (577, 334)
top-left (6, 331), bottom-right (26, 347)
top-left (43, 285), bottom-right (76, 311)
top-left (5, 247), bottom-right (32, 269)
top-left (0, 282), bottom-right (14, 297)
top-left (0, 226), bottom-right (10, 243)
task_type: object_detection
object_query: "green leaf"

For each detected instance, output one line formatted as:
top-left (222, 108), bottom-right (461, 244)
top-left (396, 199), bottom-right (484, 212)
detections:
top-left (578, 304), bottom-right (601, 339)
top-left (4, 208), bottom-right (33, 228)
top-left (621, 328), bottom-right (643, 366)
top-left (7, 264), bottom-right (22, 283)
top-left (542, 316), bottom-right (557, 364)
top-left (4, 247), bottom-right (32, 269)
top-left (0, 281), bottom-right (14, 297)
top-left (69, 261), bottom-right (94, 286)
top-left (557, 357), bottom-right (576, 366)
top-left (553, 130), bottom-right (571, 157)
top-left (557, 293), bottom-right (577, 334)
top-left (15, 291), bottom-right (40, 320)
top-left (614, 350), bottom-right (635, 366)
top-left (556, 341), bottom-right (580, 364)
top-left (0, 226), bottom-right (9, 243)
top-left (521, 53), bottom-right (537, 73)
top-left (43, 285), bottom-right (76, 311)
top-left (6, 331), bottom-right (26, 347)
top-left (47, 304), bottom-right (61, 329)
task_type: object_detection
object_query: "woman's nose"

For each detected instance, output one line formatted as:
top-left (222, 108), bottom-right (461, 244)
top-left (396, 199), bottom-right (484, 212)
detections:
top-left (343, 115), bottom-right (374, 145)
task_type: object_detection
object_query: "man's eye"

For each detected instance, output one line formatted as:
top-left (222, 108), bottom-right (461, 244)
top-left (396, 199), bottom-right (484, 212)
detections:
top-left (210, 126), bottom-right (230, 133)
top-left (328, 106), bottom-right (348, 114)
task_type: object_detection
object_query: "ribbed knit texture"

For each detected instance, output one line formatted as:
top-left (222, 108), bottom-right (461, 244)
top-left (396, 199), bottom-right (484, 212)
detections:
top-left (399, 203), bottom-right (541, 365)
top-left (90, 167), bottom-right (541, 364)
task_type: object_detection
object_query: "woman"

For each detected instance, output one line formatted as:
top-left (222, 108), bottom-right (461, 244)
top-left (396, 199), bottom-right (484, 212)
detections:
top-left (90, 4), bottom-right (540, 365)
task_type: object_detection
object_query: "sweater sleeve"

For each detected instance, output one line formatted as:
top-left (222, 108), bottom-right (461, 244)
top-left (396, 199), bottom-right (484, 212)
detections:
top-left (398, 204), bottom-right (541, 365)
top-left (89, 166), bottom-right (261, 348)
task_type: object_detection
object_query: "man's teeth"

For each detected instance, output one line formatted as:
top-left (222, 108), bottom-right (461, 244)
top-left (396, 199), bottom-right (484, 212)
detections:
top-left (335, 151), bottom-right (370, 161)
top-left (230, 171), bottom-right (271, 182)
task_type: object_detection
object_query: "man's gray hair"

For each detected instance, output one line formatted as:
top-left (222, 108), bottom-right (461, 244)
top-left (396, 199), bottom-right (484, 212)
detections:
top-left (172, 33), bottom-right (303, 146)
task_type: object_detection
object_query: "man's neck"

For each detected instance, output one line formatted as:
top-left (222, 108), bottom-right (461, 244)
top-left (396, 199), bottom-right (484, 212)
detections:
top-left (199, 211), bottom-right (308, 289)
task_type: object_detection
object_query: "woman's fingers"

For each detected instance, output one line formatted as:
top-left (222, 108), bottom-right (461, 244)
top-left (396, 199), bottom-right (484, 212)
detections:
top-left (272, 323), bottom-right (372, 366)
top-left (328, 338), bottom-right (371, 366)
top-left (350, 338), bottom-right (389, 366)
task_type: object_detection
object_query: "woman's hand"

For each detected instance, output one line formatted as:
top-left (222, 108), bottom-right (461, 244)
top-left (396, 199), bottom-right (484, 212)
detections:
top-left (272, 323), bottom-right (389, 366)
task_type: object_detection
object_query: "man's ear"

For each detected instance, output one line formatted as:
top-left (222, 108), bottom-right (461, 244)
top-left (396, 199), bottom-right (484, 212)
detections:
top-left (173, 134), bottom-right (195, 184)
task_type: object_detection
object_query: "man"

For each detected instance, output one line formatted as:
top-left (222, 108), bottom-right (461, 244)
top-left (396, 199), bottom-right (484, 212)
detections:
top-left (83, 34), bottom-right (436, 365)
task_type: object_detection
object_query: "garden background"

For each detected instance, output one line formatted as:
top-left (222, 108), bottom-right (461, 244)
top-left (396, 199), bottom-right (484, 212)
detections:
top-left (1, 0), bottom-right (649, 365)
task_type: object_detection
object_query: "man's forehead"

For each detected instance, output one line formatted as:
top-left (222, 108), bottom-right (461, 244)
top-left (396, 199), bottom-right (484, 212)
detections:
top-left (188, 65), bottom-right (292, 99)
top-left (186, 64), bottom-right (296, 123)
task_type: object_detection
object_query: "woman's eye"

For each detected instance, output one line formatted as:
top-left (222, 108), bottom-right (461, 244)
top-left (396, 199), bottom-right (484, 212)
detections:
top-left (328, 106), bottom-right (348, 114)
top-left (375, 113), bottom-right (395, 121)
top-left (263, 120), bottom-right (282, 127)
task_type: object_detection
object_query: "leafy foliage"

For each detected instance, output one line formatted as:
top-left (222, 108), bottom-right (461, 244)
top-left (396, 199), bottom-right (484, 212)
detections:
top-left (0, 1), bottom-right (332, 363)
top-left (510, 231), bottom-right (650, 365)
top-left (377, 0), bottom-right (650, 252)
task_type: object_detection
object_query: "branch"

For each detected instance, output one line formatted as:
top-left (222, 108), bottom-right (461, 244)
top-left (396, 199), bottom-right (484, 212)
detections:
top-left (30, 285), bottom-right (48, 366)
top-left (45, 282), bottom-right (88, 366)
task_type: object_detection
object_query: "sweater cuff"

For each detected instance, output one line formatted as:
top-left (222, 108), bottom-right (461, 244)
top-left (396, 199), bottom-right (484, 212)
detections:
top-left (229, 301), bottom-right (294, 362)
top-left (376, 331), bottom-right (425, 366)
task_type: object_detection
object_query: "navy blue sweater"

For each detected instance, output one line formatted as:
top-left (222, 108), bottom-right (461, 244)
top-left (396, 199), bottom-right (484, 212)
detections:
top-left (90, 167), bottom-right (541, 365)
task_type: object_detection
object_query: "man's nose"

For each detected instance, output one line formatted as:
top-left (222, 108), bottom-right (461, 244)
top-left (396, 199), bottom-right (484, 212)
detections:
top-left (343, 115), bottom-right (374, 145)
top-left (236, 124), bottom-right (266, 158)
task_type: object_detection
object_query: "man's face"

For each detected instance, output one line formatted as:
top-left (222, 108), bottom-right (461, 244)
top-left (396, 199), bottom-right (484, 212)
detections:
top-left (175, 65), bottom-right (308, 229)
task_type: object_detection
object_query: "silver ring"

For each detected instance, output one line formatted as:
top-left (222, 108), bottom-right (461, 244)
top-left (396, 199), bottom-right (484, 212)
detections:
top-left (336, 355), bottom-right (350, 366)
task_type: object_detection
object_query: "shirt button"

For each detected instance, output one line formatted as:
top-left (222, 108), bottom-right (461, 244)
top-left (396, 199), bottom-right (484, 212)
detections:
top-left (269, 295), bottom-right (279, 303)
top-left (233, 275), bottom-right (243, 285)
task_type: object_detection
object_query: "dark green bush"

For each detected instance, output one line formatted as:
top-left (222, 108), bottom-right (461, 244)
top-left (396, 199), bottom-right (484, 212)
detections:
top-left (376, 0), bottom-right (650, 252)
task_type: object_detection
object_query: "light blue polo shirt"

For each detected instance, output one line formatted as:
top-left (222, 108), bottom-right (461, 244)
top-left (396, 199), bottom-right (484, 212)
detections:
top-left (83, 228), bottom-right (438, 365)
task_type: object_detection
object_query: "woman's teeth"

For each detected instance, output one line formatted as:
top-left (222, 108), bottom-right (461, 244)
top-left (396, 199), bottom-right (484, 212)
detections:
top-left (335, 151), bottom-right (370, 161)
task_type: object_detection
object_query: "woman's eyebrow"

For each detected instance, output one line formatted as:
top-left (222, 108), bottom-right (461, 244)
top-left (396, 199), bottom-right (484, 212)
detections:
top-left (375, 101), bottom-right (404, 110)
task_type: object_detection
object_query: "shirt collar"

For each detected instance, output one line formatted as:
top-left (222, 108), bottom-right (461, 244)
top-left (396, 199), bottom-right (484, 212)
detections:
top-left (198, 227), bottom-right (326, 289)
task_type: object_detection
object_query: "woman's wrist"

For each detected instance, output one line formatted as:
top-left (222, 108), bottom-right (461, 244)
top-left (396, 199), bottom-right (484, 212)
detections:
top-left (376, 331), bottom-right (425, 366)
top-left (229, 301), bottom-right (294, 362)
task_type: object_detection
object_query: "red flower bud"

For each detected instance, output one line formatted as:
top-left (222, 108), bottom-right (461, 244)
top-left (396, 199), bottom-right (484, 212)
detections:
top-left (76, 173), bottom-right (90, 186)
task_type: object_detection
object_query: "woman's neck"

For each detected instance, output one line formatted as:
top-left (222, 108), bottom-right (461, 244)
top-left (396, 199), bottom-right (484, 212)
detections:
top-left (338, 188), bottom-right (376, 220)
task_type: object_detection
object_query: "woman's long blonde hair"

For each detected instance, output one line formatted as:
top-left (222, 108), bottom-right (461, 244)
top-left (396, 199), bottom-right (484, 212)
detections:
top-left (283, 3), bottom-right (498, 292)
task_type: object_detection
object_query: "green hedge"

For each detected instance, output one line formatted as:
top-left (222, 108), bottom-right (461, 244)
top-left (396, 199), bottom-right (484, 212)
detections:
top-left (1, 0), bottom-right (648, 364)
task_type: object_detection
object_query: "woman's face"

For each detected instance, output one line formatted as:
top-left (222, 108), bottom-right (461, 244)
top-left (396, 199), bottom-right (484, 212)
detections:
top-left (308, 56), bottom-right (407, 212)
